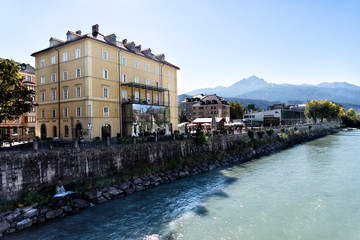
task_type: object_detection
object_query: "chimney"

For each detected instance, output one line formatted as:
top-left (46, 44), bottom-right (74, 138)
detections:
top-left (92, 24), bottom-right (99, 37)
top-left (76, 30), bottom-right (82, 35)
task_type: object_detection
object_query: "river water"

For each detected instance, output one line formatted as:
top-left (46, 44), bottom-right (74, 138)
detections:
top-left (5, 130), bottom-right (360, 240)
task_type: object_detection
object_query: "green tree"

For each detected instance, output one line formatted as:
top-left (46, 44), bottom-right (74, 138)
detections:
top-left (305, 100), bottom-right (321, 123)
top-left (0, 59), bottom-right (35, 123)
top-left (230, 101), bottom-right (244, 119)
top-left (178, 111), bottom-right (189, 123)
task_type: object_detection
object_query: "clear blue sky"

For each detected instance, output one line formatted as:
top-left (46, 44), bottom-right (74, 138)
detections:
top-left (1, 0), bottom-right (359, 94)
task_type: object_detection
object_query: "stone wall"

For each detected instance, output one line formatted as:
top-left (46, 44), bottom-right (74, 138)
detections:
top-left (0, 134), bottom-right (249, 200)
top-left (0, 122), bottom-right (336, 200)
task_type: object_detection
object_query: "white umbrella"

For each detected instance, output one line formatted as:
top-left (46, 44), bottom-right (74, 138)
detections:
top-left (211, 114), bottom-right (217, 131)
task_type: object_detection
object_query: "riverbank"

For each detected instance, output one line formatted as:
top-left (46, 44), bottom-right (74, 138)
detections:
top-left (0, 125), bottom-right (342, 237)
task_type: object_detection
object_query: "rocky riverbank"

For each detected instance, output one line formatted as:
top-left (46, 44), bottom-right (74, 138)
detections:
top-left (0, 127), bottom-right (341, 237)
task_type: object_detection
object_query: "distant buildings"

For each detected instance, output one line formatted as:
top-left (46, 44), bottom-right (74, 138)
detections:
top-left (0, 62), bottom-right (36, 140)
top-left (179, 94), bottom-right (230, 121)
top-left (243, 104), bottom-right (306, 126)
top-left (31, 24), bottom-right (179, 140)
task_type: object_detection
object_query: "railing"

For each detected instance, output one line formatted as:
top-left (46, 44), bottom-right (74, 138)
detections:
top-left (0, 122), bottom-right (341, 152)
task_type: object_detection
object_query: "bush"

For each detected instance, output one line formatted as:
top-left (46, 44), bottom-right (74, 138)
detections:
top-left (281, 128), bottom-right (285, 133)
top-left (256, 131), bottom-right (265, 139)
top-left (194, 126), bottom-right (208, 145)
top-left (266, 129), bottom-right (274, 137)
top-left (247, 130), bottom-right (254, 139)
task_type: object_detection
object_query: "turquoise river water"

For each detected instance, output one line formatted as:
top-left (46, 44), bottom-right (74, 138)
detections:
top-left (4, 130), bottom-right (360, 240)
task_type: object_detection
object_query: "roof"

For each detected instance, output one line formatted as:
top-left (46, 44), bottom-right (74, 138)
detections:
top-left (193, 94), bottom-right (229, 106)
top-left (16, 62), bottom-right (35, 75)
top-left (181, 94), bottom-right (205, 103)
top-left (31, 26), bottom-right (180, 70)
top-left (192, 117), bottom-right (225, 123)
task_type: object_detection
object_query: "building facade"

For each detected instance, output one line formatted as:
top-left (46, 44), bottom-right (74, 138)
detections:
top-left (178, 94), bottom-right (204, 121)
top-left (191, 94), bottom-right (230, 120)
top-left (0, 62), bottom-right (36, 140)
top-left (32, 25), bottom-right (179, 140)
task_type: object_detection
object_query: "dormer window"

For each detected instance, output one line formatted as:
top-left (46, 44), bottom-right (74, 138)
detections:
top-left (131, 44), bottom-right (135, 51)
top-left (111, 37), bottom-right (116, 43)
top-left (67, 34), bottom-right (71, 41)
top-left (49, 40), bottom-right (53, 47)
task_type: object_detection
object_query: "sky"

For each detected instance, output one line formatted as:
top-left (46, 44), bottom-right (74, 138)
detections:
top-left (1, 0), bottom-right (360, 94)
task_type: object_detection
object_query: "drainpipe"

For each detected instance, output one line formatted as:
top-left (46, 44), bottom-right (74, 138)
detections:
top-left (55, 48), bottom-right (61, 138)
top-left (118, 49), bottom-right (122, 137)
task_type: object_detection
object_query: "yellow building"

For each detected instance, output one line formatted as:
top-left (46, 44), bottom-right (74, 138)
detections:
top-left (32, 24), bottom-right (179, 140)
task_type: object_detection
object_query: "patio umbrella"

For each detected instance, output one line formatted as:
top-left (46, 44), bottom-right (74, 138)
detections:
top-left (211, 114), bottom-right (217, 131)
top-left (150, 115), bottom-right (155, 133)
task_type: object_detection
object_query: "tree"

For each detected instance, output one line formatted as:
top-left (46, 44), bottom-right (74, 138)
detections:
top-left (178, 111), bottom-right (189, 123)
top-left (0, 59), bottom-right (35, 123)
top-left (305, 100), bottom-right (321, 123)
top-left (230, 101), bottom-right (244, 119)
top-left (305, 99), bottom-right (344, 123)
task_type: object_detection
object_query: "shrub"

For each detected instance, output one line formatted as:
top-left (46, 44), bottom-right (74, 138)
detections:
top-left (266, 129), bottom-right (274, 137)
top-left (247, 130), bottom-right (254, 139)
top-left (256, 131), bottom-right (265, 139)
top-left (194, 126), bottom-right (208, 145)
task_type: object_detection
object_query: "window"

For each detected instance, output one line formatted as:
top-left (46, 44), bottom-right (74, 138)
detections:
top-left (63, 52), bottom-right (67, 62)
top-left (155, 67), bottom-right (159, 75)
top-left (135, 92), bottom-right (139, 101)
top-left (51, 56), bottom-right (55, 65)
top-left (63, 88), bottom-right (68, 99)
top-left (51, 73), bottom-right (56, 83)
top-left (122, 90), bottom-right (127, 100)
top-left (75, 48), bottom-right (80, 58)
top-left (146, 79), bottom-right (150, 86)
top-left (168, 84), bottom-right (171, 90)
top-left (40, 59), bottom-right (45, 68)
top-left (168, 71), bottom-right (171, 78)
top-left (122, 57), bottom-right (126, 65)
top-left (41, 110), bottom-right (45, 119)
top-left (156, 95), bottom-right (159, 104)
top-left (63, 71), bottom-right (68, 80)
top-left (26, 75), bottom-right (31, 81)
top-left (63, 108), bottom-right (68, 118)
top-left (52, 90), bottom-right (56, 101)
top-left (146, 93), bottom-right (150, 103)
top-left (103, 107), bottom-right (109, 117)
top-left (50, 40), bottom-right (54, 47)
top-left (64, 126), bottom-right (69, 137)
top-left (102, 50), bottom-right (108, 60)
top-left (41, 92), bottom-right (45, 102)
top-left (67, 34), bottom-right (71, 41)
top-left (169, 97), bottom-right (171, 105)
top-left (156, 81), bottom-right (159, 87)
top-left (145, 64), bottom-right (149, 72)
top-left (76, 68), bottom-right (81, 78)
top-left (76, 107), bottom-right (81, 117)
top-left (103, 87), bottom-right (108, 98)
top-left (135, 76), bottom-right (139, 84)
top-left (134, 61), bottom-right (138, 69)
top-left (52, 109), bottom-right (56, 118)
top-left (122, 74), bottom-right (127, 83)
top-left (76, 86), bottom-right (81, 98)
top-left (103, 69), bottom-right (108, 79)
top-left (41, 76), bottom-right (45, 84)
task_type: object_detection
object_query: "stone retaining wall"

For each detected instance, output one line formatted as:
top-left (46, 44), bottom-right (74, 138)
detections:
top-left (0, 122), bottom-right (336, 201)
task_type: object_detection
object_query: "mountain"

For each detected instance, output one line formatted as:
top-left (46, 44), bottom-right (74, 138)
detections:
top-left (184, 76), bottom-right (360, 107)
top-left (316, 82), bottom-right (360, 90)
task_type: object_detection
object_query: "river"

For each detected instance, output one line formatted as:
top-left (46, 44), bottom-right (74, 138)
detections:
top-left (4, 129), bottom-right (360, 240)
